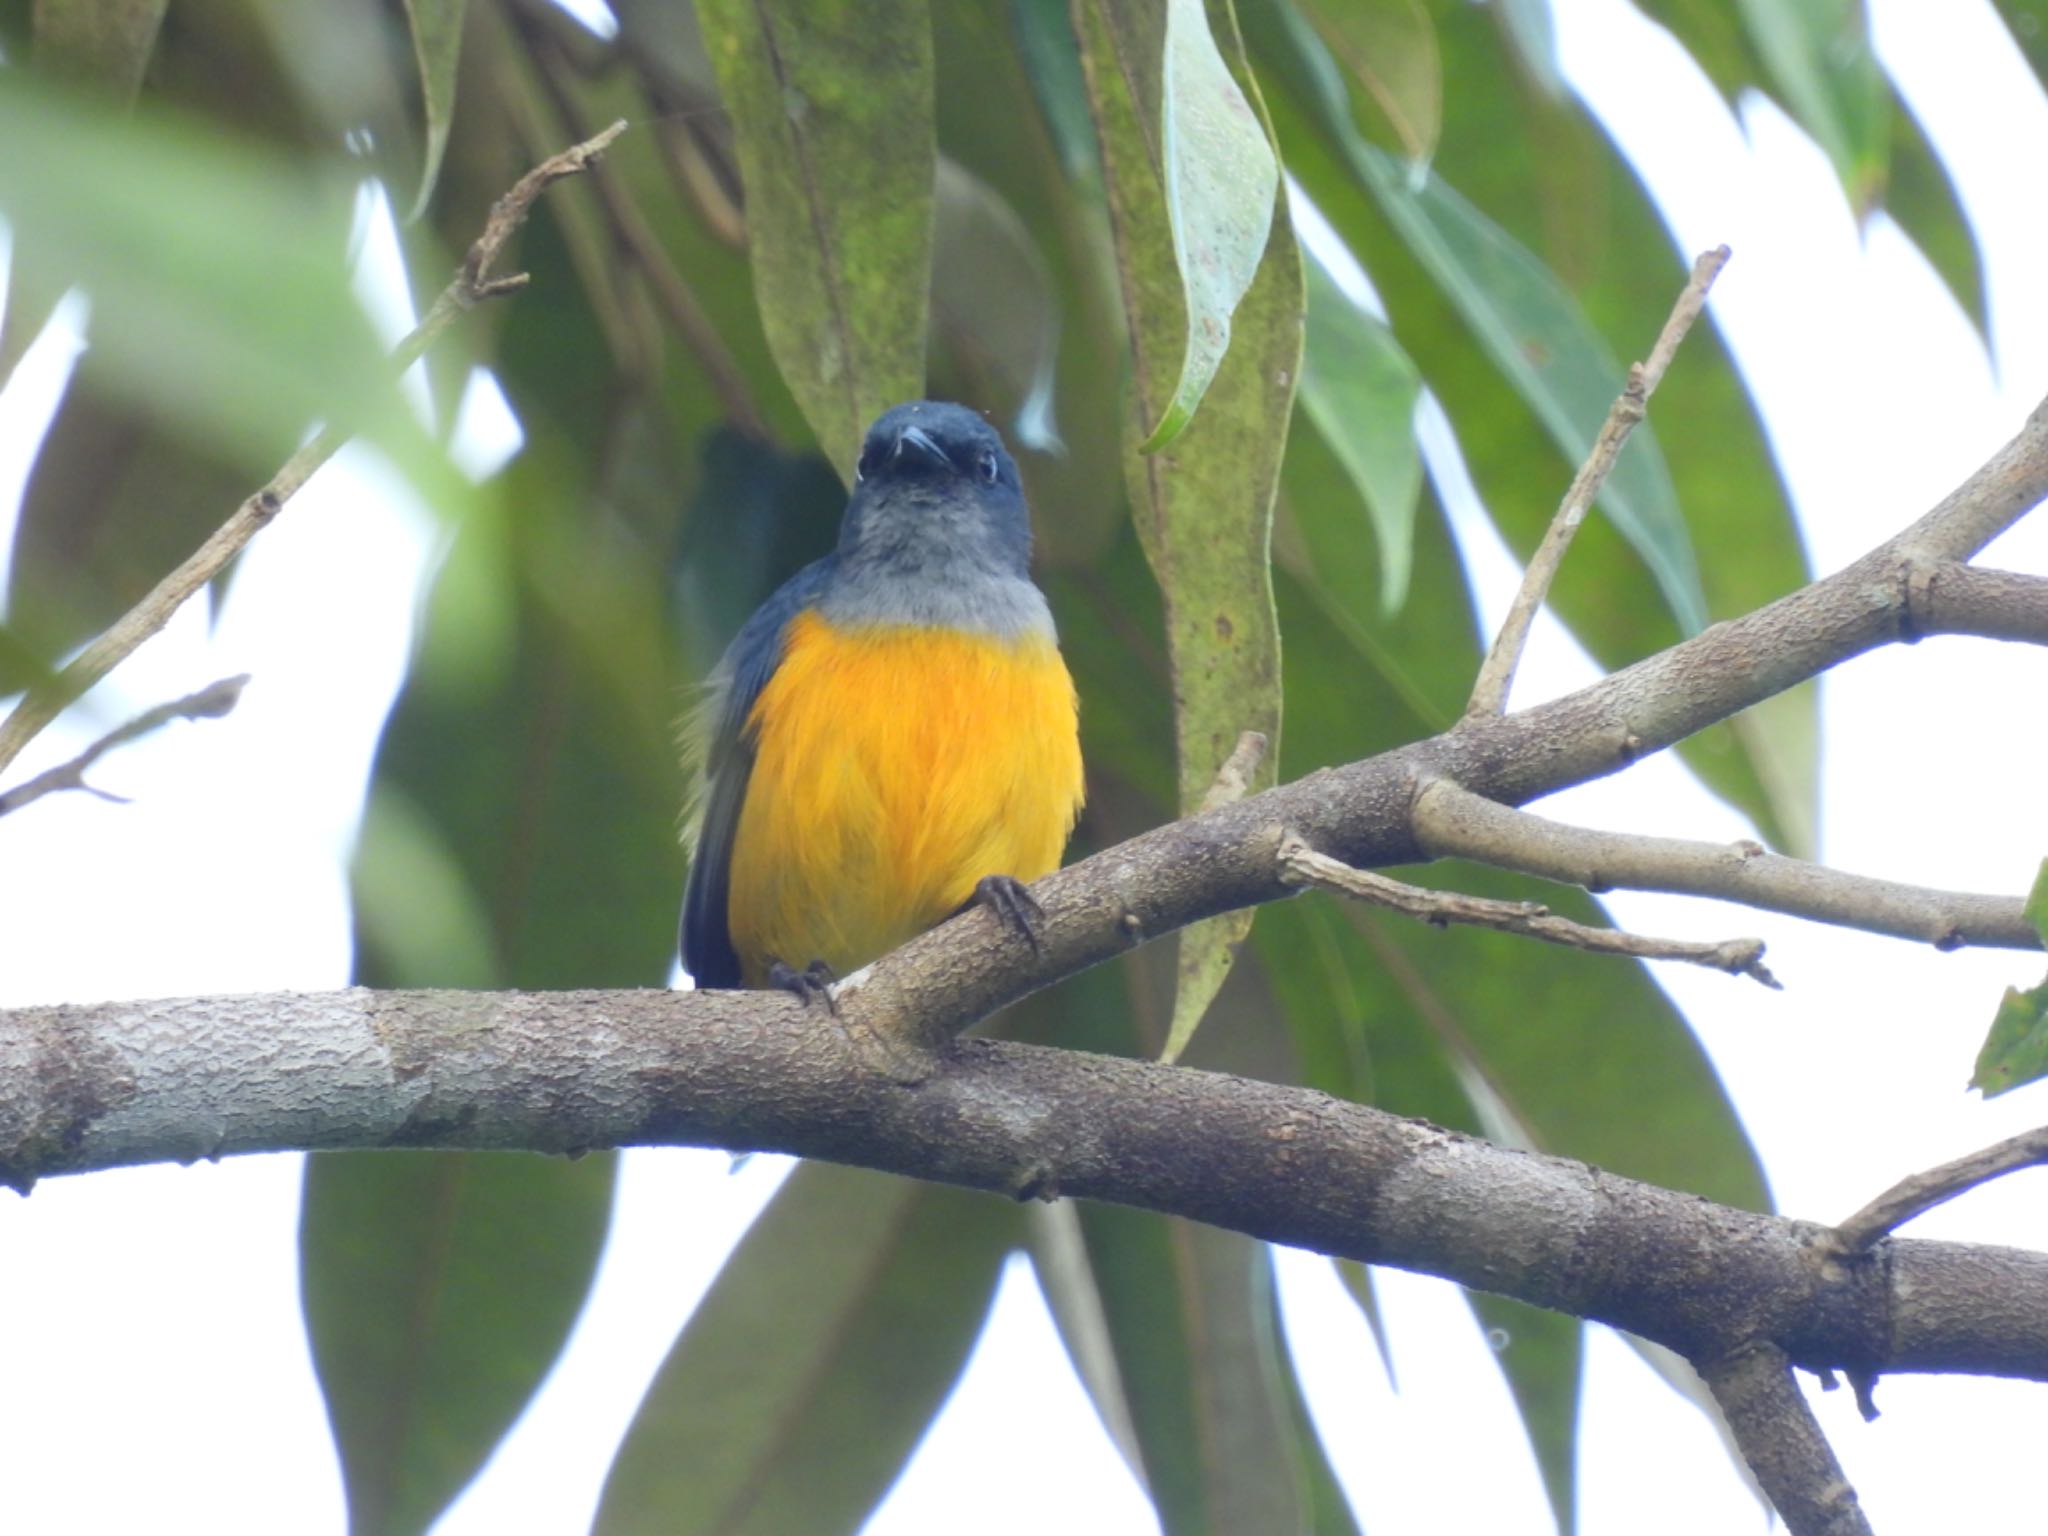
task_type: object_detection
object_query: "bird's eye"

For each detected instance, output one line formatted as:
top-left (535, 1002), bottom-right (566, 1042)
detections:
top-left (978, 449), bottom-right (1000, 484)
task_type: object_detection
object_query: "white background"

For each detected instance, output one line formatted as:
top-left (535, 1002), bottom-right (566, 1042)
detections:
top-left (3, 0), bottom-right (2047, 1530)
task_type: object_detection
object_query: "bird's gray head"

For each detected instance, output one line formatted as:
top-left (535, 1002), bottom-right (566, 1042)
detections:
top-left (833, 401), bottom-right (1033, 580)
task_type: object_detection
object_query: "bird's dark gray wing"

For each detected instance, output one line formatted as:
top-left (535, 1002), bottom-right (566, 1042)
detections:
top-left (679, 557), bottom-right (836, 987)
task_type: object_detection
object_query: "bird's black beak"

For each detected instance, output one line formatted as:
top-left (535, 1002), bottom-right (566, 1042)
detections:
top-left (893, 424), bottom-right (949, 470)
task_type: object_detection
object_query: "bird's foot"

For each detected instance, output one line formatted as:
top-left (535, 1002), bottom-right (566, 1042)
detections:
top-left (767, 957), bottom-right (839, 1013)
top-left (972, 874), bottom-right (1045, 954)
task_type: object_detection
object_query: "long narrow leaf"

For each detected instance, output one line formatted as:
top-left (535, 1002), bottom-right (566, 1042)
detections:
top-left (1077, 0), bottom-right (1299, 1063)
top-left (594, 1163), bottom-right (1018, 1536)
top-left (697, 0), bottom-right (934, 474)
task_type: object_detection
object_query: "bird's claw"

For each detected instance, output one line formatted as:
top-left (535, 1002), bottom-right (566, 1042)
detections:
top-left (768, 957), bottom-right (840, 1012)
top-left (974, 874), bottom-right (1045, 954)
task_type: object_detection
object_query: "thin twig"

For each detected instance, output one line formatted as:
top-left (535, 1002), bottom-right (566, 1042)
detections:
top-left (0, 675), bottom-right (249, 818)
top-left (1465, 245), bottom-right (1731, 719)
top-left (523, 29), bottom-right (773, 439)
top-left (0, 121), bottom-right (629, 781)
top-left (1703, 1343), bottom-right (1873, 1536)
top-left (1278, 833), bottom-right (1779, 986)
top-left (1412, 779), bottom-right (2040, 951)
top-left (1198, 730), bottom-right (1269, 813)
top-left (1834, 1125), bottom-right (2048, 1252)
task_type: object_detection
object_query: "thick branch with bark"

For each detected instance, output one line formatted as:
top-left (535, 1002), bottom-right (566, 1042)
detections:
top-left (6, 982), bottom-right (2048, 1436)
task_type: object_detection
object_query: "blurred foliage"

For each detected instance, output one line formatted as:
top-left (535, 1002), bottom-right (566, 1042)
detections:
top-left (1, 0), bottom-right (2028, 1529)
top-left (1974, 860), bottom-right (2048, 1097)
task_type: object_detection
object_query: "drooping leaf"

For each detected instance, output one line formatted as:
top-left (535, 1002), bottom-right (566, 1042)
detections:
top-left (302, 1149), bottom-right (617, 1536)
top-left (594, 1163), bottom-right (1019, 1536)
top-left (1884, 88), bottom-right (1988, 337)
top-left (1633, 0), bottom-right (1886, 212)
top-left (695, 0), bottom-right (934, 475)
top-left (1014, 882), bottom-right (1337, 1535)
top-left (1972, 975), bottom-right (2048, 1098)
top-left (1078, 0), bottom-right (1298, 1063)
top-left (1993, 0), bottom-right (2048, 85)
top-left (1248, 2), bottom-right (1819, 856)
top-left (1354, 143), bottom-right (1709, 637)
top-left (1972, 859), bottom-right (2048, 1096)
top-left (0, 77), bottom-right (444, 496)
top-left (400, 0), bottom-right (468, 219)
top-left (1091, 0), bottom-right (1281, 451)
top-left (930, 155), bottom-right (1063, 450)
top-left (1731, 0), bottom-right (1888, 212)
top-left (1466, 1290), bottom-right (1583, 1536)
top-left (1297, 248), bottom-right (1422, 612)
top-left (941, 0), bottom-right (1130, 566)
top-left (1296, 0), bottom-right (1440, 160)
top-left (1271, 1253), bottom-right (1367, 1536)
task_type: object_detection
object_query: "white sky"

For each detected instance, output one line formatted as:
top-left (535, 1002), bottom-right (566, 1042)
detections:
top-left (3, 1), bottom-right (2047, 1532)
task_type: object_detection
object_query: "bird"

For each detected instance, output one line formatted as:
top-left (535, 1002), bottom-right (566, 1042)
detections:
top-left (679, 400), bottom-right (1084, 996)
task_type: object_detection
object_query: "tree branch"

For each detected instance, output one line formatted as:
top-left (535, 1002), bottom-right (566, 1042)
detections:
top-left (1465, 245), bottom-right (1729, 718)
top-left (1277, 832), bottom-right (1779, 985)
top-left (0, 121), bottom-right (629, 781)
top-left (6, 984), bottom-right (2048, 1399)
top-left (0, 674), bottom-right (247, 817)
top-left (1409, 780), bottom-right (2038, 952)
top-left (1834, 1125), bottom-right (2048, 1252)
top-left (1907, 565), bottom-right (2048, 646)
top-left (1704, 1343), bottom-right (1872, 1536)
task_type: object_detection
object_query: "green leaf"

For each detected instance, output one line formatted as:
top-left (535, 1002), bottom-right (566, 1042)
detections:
top-left (400, 0), bottom-right (468, 220)
top-left (1973, 973), bottom-right (2048, 1097)
top-left (1633, 0), bottom-right (1887, 211)
top-left (930, 155), bottom-right (1062, 448)
top-left (1883, 89), bottom-right (1988, 338)
top-left (5, 355), bottom-right (296, 660)
top-left (1731, 0), bottom-right (1887, 211)
top-left (0, 77), bottom-right (453, 506)
top-left (1017, 946), bottom-right (1336, 1535)
top-left (1333, 1259), bottom-right (1396, 1385)
top-left (1081, 0), bottom-right (1281, 450)
top-left (1250, 2), bottom-right (1819, 856)
top-left (1295, 0), bottom-right (1440, 160)
top-left (937, 0), bottom-right (1131, 566)
top-left (1271, 1256), bottom-right (1367, 1536)
top-left (2026, 858), bottom-right (2048, 943)
top-left (1298, 249), bottom-right (1423, 612)
top-left (1079, 0), bottom-right (1298, 1063)
top-left (594, 1163), bottom-right (1018, 1536)
top-left (696, 0), bottom-right (934, 476)
top-left (1466, 1290), bottom-right (1582, 1536)
top-left (1972, 860), bottom-right (2048, 1096)
top-left (1352, 141), bottom-right (1709, 637)
top-left (301, 1149), bottom-right (616, 1536)
top-left (1993, 1), bottom-right (2048, 85)
top-left (351, 783), bottom-right (500, 989)
top-left (1066, 1208), bottom-right (1309, 1534)
top-left (29, 0), bottom-right (168, 100)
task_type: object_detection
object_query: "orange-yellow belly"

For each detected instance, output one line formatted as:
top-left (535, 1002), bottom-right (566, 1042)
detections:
top-left (727, 611), bottom-right (1084, 986)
